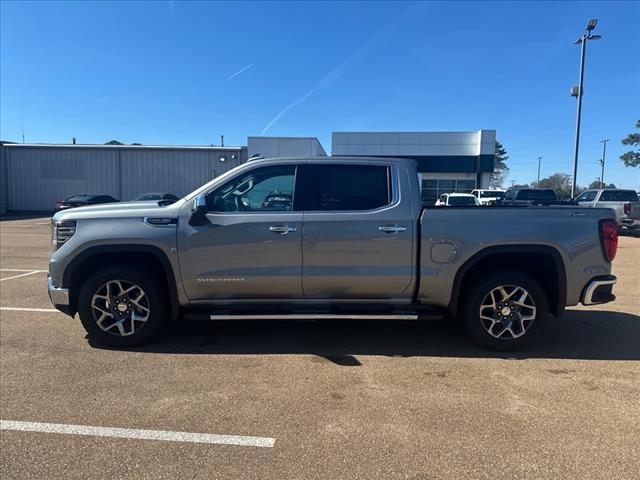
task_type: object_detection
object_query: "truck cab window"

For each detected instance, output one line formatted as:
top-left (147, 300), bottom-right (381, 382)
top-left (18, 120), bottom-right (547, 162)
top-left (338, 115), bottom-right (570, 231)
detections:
top-left (303, 164), bottom-right (391, 211)
top-left (206, 165), bottom-right (297, 212)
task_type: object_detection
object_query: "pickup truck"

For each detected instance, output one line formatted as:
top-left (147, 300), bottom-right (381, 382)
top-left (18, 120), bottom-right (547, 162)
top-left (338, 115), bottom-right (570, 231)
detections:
top-left (471, 189), bottom-right (505, 206)
top-left (48, 157), bottom-right (620, 351)
top-left (574, 189), bottom-right (640, 229)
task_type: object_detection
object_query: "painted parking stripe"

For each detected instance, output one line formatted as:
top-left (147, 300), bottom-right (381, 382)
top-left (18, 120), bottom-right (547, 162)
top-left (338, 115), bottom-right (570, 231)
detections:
top-left (0, 307), bottom-right (61, 313)
top-left (0, 271), bottom-right (43, 282)
top-left (0, 420), bottom-right (275, 448)
top-left (0, 269), bottom-right (48, 272)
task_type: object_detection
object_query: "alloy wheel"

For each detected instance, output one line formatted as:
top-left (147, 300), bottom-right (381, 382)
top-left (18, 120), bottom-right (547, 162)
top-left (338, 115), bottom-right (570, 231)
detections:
top-left (90, 280), bottom-right (150, 336)
top-left (479, 285), bottom-right (536, 340)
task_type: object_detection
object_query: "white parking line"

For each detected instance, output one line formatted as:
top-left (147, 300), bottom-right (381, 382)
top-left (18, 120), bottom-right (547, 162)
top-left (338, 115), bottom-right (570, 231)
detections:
top-left (0, 269), bottom-right (48, 272)
top-left (0, 271), bottom-right (44, 282)
top-left (0, 307), bottom-right (60, 313)
top-left (0, 420), bottom-right (275, 448)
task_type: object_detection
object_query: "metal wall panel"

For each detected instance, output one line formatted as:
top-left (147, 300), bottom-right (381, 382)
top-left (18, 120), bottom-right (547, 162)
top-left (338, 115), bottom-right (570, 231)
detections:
top-left (119, 148), bottom-right (244, 200)
top-left (7, 147), bottom-right (119, 211)
top-left (3, 145), bottom-right (247, 211)
top-left (0, 144), bottom-right (8, 214)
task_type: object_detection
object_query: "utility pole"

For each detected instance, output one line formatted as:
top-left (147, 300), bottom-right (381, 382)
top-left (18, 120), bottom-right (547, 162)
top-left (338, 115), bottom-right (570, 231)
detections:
top-left (570, 19), bottom-right (602, 198)
top-left (537, 157), bottom-right (542, 186)
top-left (599, 139), bottom-right (609, 188)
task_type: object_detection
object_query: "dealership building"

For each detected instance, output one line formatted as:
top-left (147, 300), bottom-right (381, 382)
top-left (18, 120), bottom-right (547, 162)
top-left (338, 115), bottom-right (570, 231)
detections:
top-left (1, 130), bottom-right (495, 213)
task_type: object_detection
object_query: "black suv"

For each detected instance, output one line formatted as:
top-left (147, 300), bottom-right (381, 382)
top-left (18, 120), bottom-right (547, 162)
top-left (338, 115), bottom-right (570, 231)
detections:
top-left (499, 189), bottom-right (558, 206)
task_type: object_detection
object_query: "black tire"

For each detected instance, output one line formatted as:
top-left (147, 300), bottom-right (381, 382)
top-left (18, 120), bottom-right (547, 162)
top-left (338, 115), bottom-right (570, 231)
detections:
top-left (460, 269), bottom-right (549, 351)
top-left (77, 265), bottom-right (168, 347)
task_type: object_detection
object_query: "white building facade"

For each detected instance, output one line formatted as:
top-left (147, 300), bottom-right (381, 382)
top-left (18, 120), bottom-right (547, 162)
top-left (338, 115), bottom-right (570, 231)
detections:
top-left (332, 130), bottom-right (496, 204)
top-left (247, 136), bottom-right (326, 159)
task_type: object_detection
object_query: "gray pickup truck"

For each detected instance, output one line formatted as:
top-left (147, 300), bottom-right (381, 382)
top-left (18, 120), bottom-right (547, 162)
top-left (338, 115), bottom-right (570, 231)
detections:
top-left (574, 189), bottom-right (640, 229)
top-left (48, 157), bottom-right (620, 350)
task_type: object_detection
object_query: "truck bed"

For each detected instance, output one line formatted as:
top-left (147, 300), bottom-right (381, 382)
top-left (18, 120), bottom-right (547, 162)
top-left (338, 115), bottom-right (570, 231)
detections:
top-left (417, 206), bottom-right (616, 309)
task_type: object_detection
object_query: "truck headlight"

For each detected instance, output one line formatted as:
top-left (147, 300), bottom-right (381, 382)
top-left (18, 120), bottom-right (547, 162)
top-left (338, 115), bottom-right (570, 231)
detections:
top-left (52, 220), bottom-right (77, 250)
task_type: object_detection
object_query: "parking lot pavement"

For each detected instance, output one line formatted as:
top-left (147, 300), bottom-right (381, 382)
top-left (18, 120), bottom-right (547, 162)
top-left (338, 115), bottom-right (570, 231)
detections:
top-left (1, 216), bottom-right (639, 479)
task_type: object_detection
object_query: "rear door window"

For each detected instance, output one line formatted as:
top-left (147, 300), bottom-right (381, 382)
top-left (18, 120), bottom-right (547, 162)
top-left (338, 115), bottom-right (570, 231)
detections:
top-left (600, 190), bottom-right (638, 202)
top-left (302, 164), bottom-right (391, 211)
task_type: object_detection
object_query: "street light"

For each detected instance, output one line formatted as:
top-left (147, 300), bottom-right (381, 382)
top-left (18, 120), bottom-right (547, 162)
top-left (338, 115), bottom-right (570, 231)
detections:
top-left (537, 156), bottom-right (543, 186)
top-left (599, 139), bottom-right (609, 188)
top-left (570, 18), bottom-right (602, 198)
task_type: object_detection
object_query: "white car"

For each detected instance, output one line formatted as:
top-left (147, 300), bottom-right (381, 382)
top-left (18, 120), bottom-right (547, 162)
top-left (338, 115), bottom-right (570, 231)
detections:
top-left (435, 193), bottom-right (480, 207)
top-left (471, 189), bottom-right (506, 205)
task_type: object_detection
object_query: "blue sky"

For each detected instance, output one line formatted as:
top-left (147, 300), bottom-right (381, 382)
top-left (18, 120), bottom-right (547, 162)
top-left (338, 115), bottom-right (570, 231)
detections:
top-left (1, 0), bottom-right (638, 188)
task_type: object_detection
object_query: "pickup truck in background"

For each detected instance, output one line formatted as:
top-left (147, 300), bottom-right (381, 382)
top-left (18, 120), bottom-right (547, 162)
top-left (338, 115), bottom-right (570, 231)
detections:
top-left (471, 189), bottom-right (505, 205)
top-left (574, 189), bottom-right (640, 229)
top-left (435, 193), bottom-right (479, 206)
top-left (48, 157), bottom-right (619, 351)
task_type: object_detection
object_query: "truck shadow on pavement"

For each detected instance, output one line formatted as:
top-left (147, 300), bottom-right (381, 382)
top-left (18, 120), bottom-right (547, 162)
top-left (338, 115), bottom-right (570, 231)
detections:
top-left (90, 309), bottom-right (640, 363)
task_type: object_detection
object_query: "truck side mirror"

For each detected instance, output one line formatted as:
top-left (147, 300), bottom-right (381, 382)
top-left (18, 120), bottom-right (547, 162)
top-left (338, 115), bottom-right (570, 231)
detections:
top-left (188, 194), bottom-right (208, 226)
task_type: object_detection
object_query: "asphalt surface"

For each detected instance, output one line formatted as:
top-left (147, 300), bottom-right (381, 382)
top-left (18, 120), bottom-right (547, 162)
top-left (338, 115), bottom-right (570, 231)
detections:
top-left (1, 216), bottom-right (639, 479)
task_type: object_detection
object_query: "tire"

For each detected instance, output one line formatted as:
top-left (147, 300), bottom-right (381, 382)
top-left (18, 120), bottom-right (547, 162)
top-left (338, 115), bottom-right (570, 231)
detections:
top-left (77, 265), bottom-right (168, 347)
top-left (460, 269), bottom-right (549, 351)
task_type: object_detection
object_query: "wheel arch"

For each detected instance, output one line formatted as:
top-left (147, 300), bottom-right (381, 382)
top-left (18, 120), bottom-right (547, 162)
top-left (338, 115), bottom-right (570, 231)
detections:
top-left (63, 244), bottom-right (180, 320)
top-left (449, 245), bottom-right (567, 318)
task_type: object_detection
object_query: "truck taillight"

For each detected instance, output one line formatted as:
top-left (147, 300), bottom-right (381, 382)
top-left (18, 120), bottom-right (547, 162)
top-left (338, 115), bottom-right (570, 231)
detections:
top-left (623, 202), bottom-right (631, 216)
top-left (599, 219), bottom-right (618, 262)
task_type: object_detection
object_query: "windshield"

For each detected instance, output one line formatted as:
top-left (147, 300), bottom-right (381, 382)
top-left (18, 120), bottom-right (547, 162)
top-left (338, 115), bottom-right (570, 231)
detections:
top-left (65, 195), bottom-right (93, 202)
top-left (448, 196), bottom-right (477, 206)
top-left (518, 190), bottom-right (556, 201)
top-left (135, 194), bottom-right (161, 201)
top-left (480, 191), bottom-right (504, 198)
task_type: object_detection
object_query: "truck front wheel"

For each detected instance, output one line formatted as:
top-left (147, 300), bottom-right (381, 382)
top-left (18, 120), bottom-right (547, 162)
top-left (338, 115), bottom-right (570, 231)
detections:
top-left (77, 265), bottom-right (168, 347)
top-left (460, 270), bottom-right (549, 351)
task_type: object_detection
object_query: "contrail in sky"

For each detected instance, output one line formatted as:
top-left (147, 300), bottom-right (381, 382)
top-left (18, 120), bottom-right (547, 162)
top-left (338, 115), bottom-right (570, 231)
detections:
top-left (226, 63), bottom-right (254, 82)
top-left (260, 3), bottom-right (418, 136)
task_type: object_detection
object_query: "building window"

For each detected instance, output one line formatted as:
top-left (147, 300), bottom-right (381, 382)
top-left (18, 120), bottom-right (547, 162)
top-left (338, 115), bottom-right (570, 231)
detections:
top-left (421, 178), bottom-right (477, 204)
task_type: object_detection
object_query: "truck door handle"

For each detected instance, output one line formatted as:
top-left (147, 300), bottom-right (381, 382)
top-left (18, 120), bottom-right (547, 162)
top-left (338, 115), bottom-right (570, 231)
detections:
top-left (378, 225), bottom-right (407, 233)
top-left (269, 225), bottom-right (297, 234)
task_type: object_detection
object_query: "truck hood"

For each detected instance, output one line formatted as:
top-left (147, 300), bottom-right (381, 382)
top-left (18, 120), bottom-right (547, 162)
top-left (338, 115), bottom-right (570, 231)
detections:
top-left (53, 200), bottom-right (186, 222)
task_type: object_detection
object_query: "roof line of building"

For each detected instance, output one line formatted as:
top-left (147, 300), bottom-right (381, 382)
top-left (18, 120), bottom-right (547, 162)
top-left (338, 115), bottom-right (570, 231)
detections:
top-left (1, 143), bottom-right (245, 151)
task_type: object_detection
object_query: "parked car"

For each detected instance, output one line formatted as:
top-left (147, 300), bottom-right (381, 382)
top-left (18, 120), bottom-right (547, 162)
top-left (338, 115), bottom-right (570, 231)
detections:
top-left (48, 157), bottom-right (619, 351)
top-left (499, 188), bottom-right (558, 206)
top-left (435, 193), bottom-right (480, 206)
top-left (54, 194), bottom-right (119, 212)
top-left (573, 189), bottom-right (640, 229)
top-left (134, 192), bottom-right (180, 203)
top-left (471, 189), bottom-right (505, 205)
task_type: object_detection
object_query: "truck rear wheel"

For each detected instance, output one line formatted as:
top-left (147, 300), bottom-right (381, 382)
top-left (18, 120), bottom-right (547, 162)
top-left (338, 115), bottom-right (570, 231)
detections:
top-left (460, 270), bottom-right (549, 351)
top-left (77, 265), bottom-right (168, 347)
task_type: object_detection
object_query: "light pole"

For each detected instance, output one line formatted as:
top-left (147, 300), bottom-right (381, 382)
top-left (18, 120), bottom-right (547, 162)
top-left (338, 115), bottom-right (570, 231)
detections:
top-left (570, 18), bottom-right (602, 198)
top-left (599, 139), bottom-right (609, 188)
top-left (537, 157), bottom-right (542, 186)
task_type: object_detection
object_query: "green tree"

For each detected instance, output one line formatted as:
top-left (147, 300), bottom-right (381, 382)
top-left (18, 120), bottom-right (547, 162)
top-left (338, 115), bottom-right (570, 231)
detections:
top-left (104, 139), bottom-right (124, 145)
top-left (620, 119), bottom-right (640, 167)
top-left (490, 141), bottom-right (509, 188)
top-left (537, 172), bottom-right (574, 199)
top-left (512, 183), bottom-right (530, 189)
top-left (587, 179), bottom-right (616, 190)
